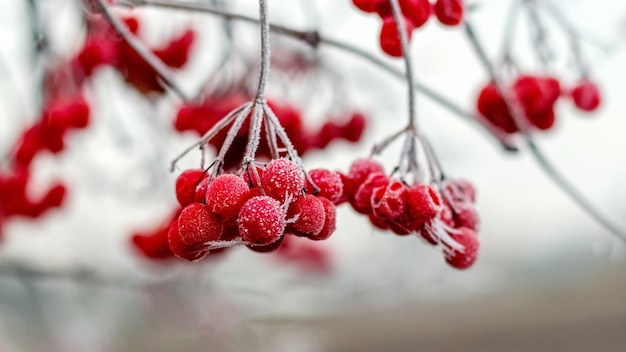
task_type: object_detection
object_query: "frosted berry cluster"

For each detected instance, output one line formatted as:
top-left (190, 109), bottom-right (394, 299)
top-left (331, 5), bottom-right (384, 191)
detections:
top-left (477, 75), bottom-right (602, 134)
top-left (352, 0), bottom-right (465, 57)
top-left (72, 14), bottom-right (195, 95)
top-left (153, 159), bottom-right (342, 261)
top-left (175, 95), bottom-right (367, 169)
top-left (340, 158), bottom-right (480, 269)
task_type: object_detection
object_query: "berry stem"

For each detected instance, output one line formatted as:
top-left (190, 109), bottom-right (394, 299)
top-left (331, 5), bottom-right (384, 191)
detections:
top-left (93, 0), bottom-right (190, 101)
top-left (263, 103), bottom-right (319, 193)
top-left (115, 0), bottom-right (518, 152)
top-left (254, 0), bottom-right (271, 102)
top-left (170, 102), bottom-right (252, 172)
top-left (463, 20), bottom-right (626, 243)
top-left (388, 0), bottom-right (417, 129)
top-left (523, 0), bottom-right (552, 67)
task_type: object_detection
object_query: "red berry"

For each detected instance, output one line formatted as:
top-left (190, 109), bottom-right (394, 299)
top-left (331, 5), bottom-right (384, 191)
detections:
top-left (205, 174), bottom-right (250, 219)
top-left (175, 169), bottom-right (206, 207)
top-left (177, 203), bottom-right (223, 248)
top-left (371, 179), bottom-right (408, 221)
top-left (306, 169), bottom-right (344, 203)
top-left (444, 227), bottom-right (479, 269)
top-left (379, 16), bottom-right (415, 57)
top-left (452, 202), bottom-right (480, 231)
top-left (309, 197), bottom-right (337, 241)
top-left (346, 158), bottom-right (385, 196)
top-left (287, 195), bottom-right (325, 237)
top-left (154, 28), bottom-right (195, 69)
top-left (342, 112), bottom-right (367, 142)
top-left (41, 183), bottom-right (66, 208)
top-left (434, 0), bottom-right (464, 26)
top-left (571, 80), bottom-right (601, 112)
top-left (352, 0), bottom-right (382, 13)
top-left (400, 0), bottom-right (432, 28)
top-left (168, 218), bottom-right (208, 261)
top-left (238, 196), bottom-right (286, 246)
top-left (261, 158), bottom-right (305, 202)
top-left (407, 184), bottom-right (442, 222)
top-left (354, 172), bottom-right (390, 213)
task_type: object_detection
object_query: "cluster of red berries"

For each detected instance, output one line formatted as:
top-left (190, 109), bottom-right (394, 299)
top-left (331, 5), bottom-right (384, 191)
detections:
top-left (477, 75), bottom-right (602, 134)
top-left (13, 95), bottom-right (90, 167)
top-left (339, 158), bottom-right (480, 269)
top-left (133, 158), bottom-right (342, 262)
top-left (72, 14), bottom-right (195, 95)
top-left (352, 0), bottom-right (464, 57)
top-left (132, 206), bottom-right (334, 273)
top-left (0, 95), bottom-right (87, 236)
top-left (0, 169), bottom-right (66, 238)
top-left (175, 95), bottom-right (367, 169)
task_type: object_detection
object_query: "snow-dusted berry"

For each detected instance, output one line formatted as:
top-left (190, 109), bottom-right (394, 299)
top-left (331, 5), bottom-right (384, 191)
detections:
top-left (168, 219), bottom-right (208, 261)
top-left (371, 179), bottom-right (408, 221)
top-left (306, 169), bottom-right (344, 203)
top-left (444, 227), bottom-right (479, 269)
top-left (354, 172), bottom-right (390, 213)
top-left (407, 184), bottom-right (442, 222)
top-left (287, 195), bottom-right (325, 237)
top-left (177, 203), bottom-right (223, 248)
top-left (262, 158), bottom-right (305, 202)
top-left (206, 174), bottom-right (250, 219)
top-left (238, 196), bottom-right (286, 246)
top-left (309, 197), bottom-right (337, 241)
top-left (175, 169), bottom-right (206, 207)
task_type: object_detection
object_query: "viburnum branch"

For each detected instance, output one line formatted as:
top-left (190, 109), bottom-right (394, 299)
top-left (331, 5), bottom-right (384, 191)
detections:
top-left (370, 127), bottom-right (408, 156)
top-left (211, 105), bottom-right (254, 178)
top-left (389, 0), bottom-right (417, 128)
top-left (169, 102), bottom-right (251, 172)
top-left (464, 21), bottom-right (626, 243)
top-left (93, 0), bottom-right (190, 101)
top-left (254, 0), bottom-right (271, 101)
top-left (114, 0), bottom-right (518, 152)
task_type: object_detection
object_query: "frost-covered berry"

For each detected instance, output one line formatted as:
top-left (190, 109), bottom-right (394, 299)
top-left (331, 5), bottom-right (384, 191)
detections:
top-left (309, 197), bottom-right (337, 241)
top-left (287, 195), bottom-right (325, 237)
top-left (444, 227), bottom-right (479, 269)
top-left (238, 196), bottom-right (286, 246)
top-left (306, 169), bottom-right (344, 203)
top-left (262, 158), bottom-right (305, 202)
top-left (354, 172), bottom-right (390, 213)
top-left (407, 184), bottom-right (442, 222)
top-left (177, 203), bottom-right (223, 248)
top-left (176, 169), bottom-right (206, 207)
top-left (345, 159), bottom-right (385, 196)
top-left (371, 179), bottom-right (408, 221)
top-left (452, 202), bottom-right (480, 231)
top-left (168, 219), bottom-right (208, 261)
top-left (205, 174), bottom-right (250, 219)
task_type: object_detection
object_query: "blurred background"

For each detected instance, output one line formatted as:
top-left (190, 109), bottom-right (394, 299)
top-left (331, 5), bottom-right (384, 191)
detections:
top-left (1, 0), bottom-right (625, 351)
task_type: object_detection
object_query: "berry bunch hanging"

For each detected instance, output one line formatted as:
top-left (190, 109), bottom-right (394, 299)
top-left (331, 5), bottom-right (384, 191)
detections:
top-left (351, 0), bottom-right (465, 57)
top-left (476, 75), bottom-right (602, 135)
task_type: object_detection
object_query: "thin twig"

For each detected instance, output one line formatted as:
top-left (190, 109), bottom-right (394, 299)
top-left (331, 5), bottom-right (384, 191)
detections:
top-left (115, 0), bottom-right (518, 152)
top-left (94, 0), bottom-right (190, 101)
top-left (464, 21), bottom-right (626, 242)
top-left (389, 0), bottom-right (417, 128)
